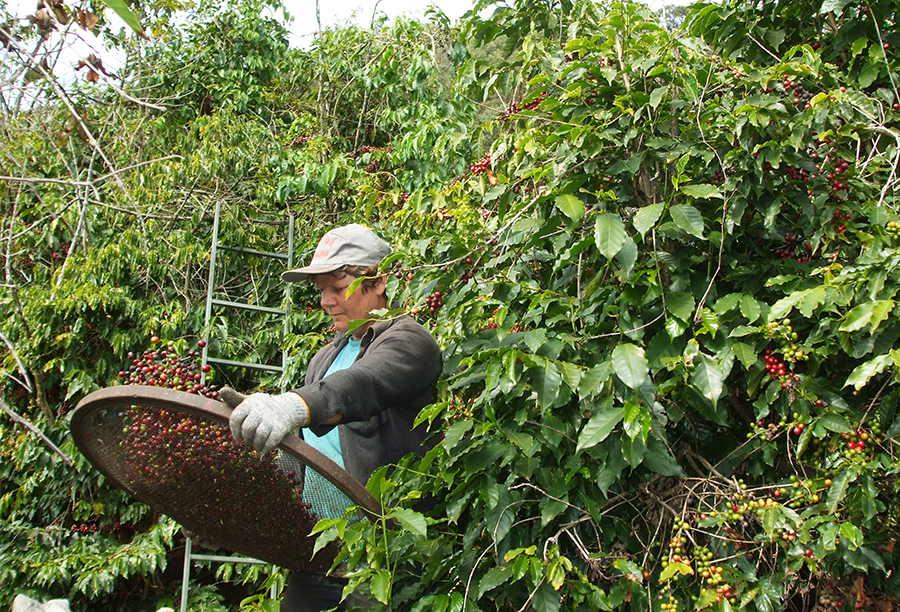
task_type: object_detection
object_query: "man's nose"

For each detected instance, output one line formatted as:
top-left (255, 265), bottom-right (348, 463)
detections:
top-left (320, 291), bottom-right (335, 307)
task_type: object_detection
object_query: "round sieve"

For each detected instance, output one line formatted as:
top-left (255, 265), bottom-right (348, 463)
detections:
top-left (70, 386), bottom-right (381, 573)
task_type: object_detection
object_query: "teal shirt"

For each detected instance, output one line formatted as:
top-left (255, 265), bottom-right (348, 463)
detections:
top-left (302, 337), bottom-right (361, 467)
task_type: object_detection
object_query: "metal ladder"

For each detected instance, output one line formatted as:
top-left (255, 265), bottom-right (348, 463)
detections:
top-left (180, 200), bottom-right (295, 612)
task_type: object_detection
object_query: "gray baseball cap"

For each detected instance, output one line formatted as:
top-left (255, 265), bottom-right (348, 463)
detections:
top-left (282, 223), bottom-right (393, 282)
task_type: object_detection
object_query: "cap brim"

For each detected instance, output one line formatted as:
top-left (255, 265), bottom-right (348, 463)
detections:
top-left (282, 264), bottom-right (343, 282)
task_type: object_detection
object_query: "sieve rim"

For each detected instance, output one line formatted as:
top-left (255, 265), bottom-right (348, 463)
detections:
top-left (70, 385), bottom-right (383, 519)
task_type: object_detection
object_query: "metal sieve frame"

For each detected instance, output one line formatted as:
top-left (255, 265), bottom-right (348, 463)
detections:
top-left (70, 386), bottom-right (383, 565)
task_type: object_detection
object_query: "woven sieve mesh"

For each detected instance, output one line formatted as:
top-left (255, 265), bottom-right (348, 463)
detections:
top-left (75, 399), bottom-right (356, 573)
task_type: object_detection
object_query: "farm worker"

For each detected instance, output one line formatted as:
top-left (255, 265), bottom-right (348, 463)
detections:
top-left (221, 223), bottom-right (442, 612)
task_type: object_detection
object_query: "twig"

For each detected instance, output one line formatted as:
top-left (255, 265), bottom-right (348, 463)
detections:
top-left (0, 398), bottom-right (72, 466)
top-left (0, 329), bottom-right (33, 393)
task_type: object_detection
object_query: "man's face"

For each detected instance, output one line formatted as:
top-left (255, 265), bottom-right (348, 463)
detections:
top-left (314, 273), bottom-right (386, 337)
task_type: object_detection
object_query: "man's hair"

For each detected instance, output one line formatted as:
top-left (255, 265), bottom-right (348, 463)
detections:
top-left (328, 265), bottom-right (382, 291)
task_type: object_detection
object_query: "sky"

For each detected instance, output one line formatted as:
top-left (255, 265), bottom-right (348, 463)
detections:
top-left (279, 0), bottom-right (678, 47)
top-left (9, 0), bottom-right (681, 80)
top-left (280, 0), bottom-right (474, 47)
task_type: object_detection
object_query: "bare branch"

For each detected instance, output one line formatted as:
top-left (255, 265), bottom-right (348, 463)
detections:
top-left (0, 398), bottom-right (73, 466)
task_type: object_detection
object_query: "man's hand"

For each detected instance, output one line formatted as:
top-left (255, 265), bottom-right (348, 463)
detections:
top-left (221, 387), bottom-right (310, 455)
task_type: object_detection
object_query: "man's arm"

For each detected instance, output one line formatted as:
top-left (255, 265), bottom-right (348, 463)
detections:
top-left (296, 319), bottom-right (441, 427)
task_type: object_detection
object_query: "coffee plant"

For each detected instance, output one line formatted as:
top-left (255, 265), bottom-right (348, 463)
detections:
top-left (2, 0), bottom-right (900, 609)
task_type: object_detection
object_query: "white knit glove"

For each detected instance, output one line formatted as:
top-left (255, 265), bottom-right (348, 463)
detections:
top-left (221, 387), bottom-right (310, 455)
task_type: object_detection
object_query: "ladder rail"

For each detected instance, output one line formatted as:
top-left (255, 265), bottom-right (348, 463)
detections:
top-left (182, 202), bottom-right (295, 611)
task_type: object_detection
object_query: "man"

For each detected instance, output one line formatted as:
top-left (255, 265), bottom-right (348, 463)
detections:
top-left (221, 223), bottom-right (441, 612)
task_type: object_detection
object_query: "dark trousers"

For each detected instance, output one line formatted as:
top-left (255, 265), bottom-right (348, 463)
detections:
top-left (281, 572), bottom-right (372, 612)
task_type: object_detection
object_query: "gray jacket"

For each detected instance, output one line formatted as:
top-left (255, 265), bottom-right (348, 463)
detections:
top-left (294, 315), bottom-right (442, 485)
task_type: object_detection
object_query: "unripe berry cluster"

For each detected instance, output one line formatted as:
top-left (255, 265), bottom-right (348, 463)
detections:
top-left (885, 220), bottom-right (900, 240)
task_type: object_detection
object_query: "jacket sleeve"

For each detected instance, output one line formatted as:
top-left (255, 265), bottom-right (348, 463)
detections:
top-left (293, 320), bottom-right (441, 427)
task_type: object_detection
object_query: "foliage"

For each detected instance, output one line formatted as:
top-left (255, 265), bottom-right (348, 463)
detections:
top-left (318, 1), bottom-right (900, 612)
top-left (2, 0), bottom-right (900, 610)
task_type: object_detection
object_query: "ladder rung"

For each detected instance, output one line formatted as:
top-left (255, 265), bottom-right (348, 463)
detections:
top-left (189, 553), bottom-right (270, 565)
top-left (218, 244), bottom-right (289, 261)
top-left (211, 298), bottom-right (286, 315)
top-left (207, 356), bottom-right (285, 373)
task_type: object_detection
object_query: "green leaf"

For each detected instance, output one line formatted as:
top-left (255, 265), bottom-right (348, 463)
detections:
top-left (841, 300), bottom-right (894, 332)
top-left (577, 399), bottom-right (624, 452)
top-left (477, 566), bottom-right (511, 597)
top-left (768, 290), bottom-right (805, 321)
top-left (669, 204), bottom-right (705, 239)
top-left (844, 353), bottom-right (893, 391)
top-left (371, 569), bottom-right (391, 604)
top-left (387, 508), bottom-right (427, 537)
top-left (649, 85), bottom-right (669, 109)
top-left (594, 213), bottom-right (627, 259)
top-left (850, 37), bottom-right (868, 57)
top-left (826, 468), bottom-right (855, 513)
top-left (533, 360), bottom-right (563, 407)
top-left (667, 292), bottom-right (695, 322)
top-left (817, 413), bottom-right (853, 434)
top-left (732, 342), bottom-right (757, 369)
top-left (613, 559), bottom-right (644, 582)
top-left (612, 343), bottom-right (648, 389)
top-left (633, 203), bottom-right (664, 237)
top-left (101, 0), bottom-right (146, 37)
top-left (840, 521), bottom-right (863, 550)
top-left (820, 0), bottom-right (852, 15)
top-left (740, 294), bottom-right (761, 323)
top-left (714, 293), bottom-right (742, 314)
top-left (532, 582), bottom-right (560, 612)
top-left (443, 420), bottom-right (473, 452)
top-left (680, 184), bottom-right (723, 199)
top-left (859, 60), bottom-right (880, 88)
top-left (659, 562), bottom-right (693, 582)
top-left (642, 436), bottom-right (686, 476)
top-left (692, 354), bottom-right (723, 406)
top-left (797, 286), bottom-right (826, 318)
top-left (579, 362), bottom-right (613, 397)
top-left (554, 194), bottom-right (585, 225)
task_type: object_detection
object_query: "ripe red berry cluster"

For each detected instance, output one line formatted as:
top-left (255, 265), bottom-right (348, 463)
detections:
top-left (101, 404), bottom-right (340, 572)
top-left (118, 339), bottom-right (219, 399)
top-left (832, 208), bottom-right (852, 234)
top-left (763, 348), bottom-right (787, 378)
top-left (777, 76), bottom-right (813, 108)
top-left (774, 232), bottom-right (814, 263)
top-left (470, 155), bottom-right (491, 175)
top-left (712, 167), bottom-right (733, 183)
top-left (783, 164), bottom-right (810, 183)
top-left (425, 290), bottom-right (444, 314)
top-left (502, 91), bottom-right (548, 120)
top-left (825, 158), bottom-right (852, 192)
